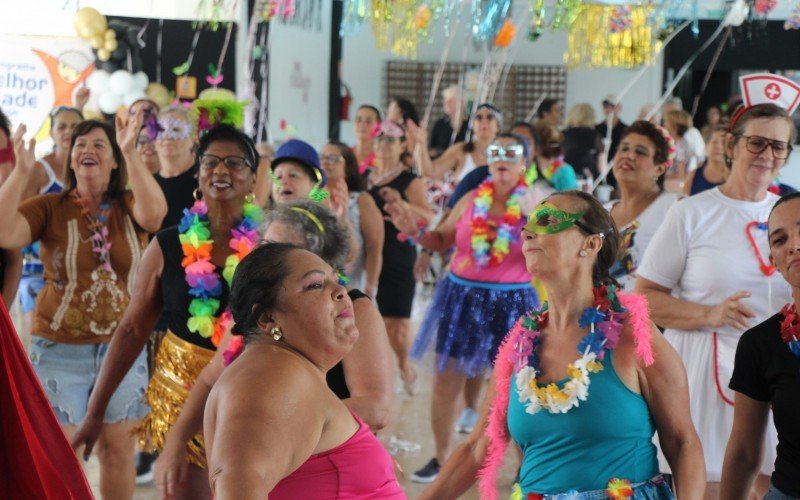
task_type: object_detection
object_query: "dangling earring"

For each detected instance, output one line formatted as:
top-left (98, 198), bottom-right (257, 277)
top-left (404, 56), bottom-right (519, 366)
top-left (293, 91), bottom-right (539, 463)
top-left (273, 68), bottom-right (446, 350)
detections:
top-left (193, 188), bottom-right (202, 201)
top-left (245, 192), bottom-right (255, 204)
top-left (579, 250), bottom-right (588, 257)
top-left (270, 326), bottom-right (283, 341)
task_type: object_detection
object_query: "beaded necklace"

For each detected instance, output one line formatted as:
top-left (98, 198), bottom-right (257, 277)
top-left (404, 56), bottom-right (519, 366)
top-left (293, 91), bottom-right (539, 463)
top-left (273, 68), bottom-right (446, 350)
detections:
top-left (70, 190), bottom-right (113, 272)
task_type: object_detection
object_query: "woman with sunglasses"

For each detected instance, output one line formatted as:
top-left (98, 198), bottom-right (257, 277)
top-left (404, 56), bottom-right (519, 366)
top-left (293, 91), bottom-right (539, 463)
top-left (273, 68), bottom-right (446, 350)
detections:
top-left (70, 125), bottom-right (258, 499)
top-left (637, 103), bottom-right (795, 497)
top-left (418, 191), bottom-right (704, 498)
top-left (387, 133), bottom-right (539, 483)
top-left (415, 103), bottom-right (502, 184)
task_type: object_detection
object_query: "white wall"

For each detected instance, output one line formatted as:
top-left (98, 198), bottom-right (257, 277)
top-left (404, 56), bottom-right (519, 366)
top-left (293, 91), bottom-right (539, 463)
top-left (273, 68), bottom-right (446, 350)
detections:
top-left (267, 1), bottom-right (332, 147)
top-left (340, 10), bottom-right (663, 145)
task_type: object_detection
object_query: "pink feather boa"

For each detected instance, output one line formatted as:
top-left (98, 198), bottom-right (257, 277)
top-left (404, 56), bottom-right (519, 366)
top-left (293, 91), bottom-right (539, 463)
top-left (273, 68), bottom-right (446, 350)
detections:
top-left (476, 290), bottom-right (654, 499)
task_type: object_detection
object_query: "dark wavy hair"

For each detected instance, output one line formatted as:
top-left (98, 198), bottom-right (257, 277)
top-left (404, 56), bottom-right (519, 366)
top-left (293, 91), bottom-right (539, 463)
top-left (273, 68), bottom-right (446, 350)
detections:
top-left (326, 140), bottom-right (366, 192)
top-left (390, 97), bottom-right (420, 126)
top-left (229, 243), bottom-right (302, 339)
top-left (62, 120), bottom-right (128, 204)
top-left (197, 124), bottom-right (259, 171)
top-left (619, 120), bottom-right (671, 190)
top-left (551, 190), bottom-right (622, 287)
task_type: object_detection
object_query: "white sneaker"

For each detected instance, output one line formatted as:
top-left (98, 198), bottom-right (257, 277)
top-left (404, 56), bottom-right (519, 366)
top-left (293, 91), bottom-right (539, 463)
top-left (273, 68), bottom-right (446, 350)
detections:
top-left (455, 408), bottom-right (478, 434)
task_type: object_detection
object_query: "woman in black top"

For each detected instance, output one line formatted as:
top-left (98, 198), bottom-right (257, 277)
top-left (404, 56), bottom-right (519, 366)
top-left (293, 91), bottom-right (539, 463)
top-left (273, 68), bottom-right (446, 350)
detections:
top-left (722, 192), bottom-right (800, 499)
top-left (71, 125), bottom-right (261, 499)
top-left (368, 120), bottom-right (434, 394)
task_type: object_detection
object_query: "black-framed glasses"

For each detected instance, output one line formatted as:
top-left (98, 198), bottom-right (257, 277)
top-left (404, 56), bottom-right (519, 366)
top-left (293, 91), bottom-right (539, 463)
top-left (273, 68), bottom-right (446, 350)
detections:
top-left (199, 154), bottom-right (252, 171)
top-left (320, 154), bottom-right (343, 164)
top-left (740, 135), bottom-right (793, 159)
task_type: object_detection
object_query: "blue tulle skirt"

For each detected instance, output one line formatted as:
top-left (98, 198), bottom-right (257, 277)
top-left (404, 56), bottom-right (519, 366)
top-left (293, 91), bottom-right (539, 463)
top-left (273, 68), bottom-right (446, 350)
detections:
top-left (411, 273), bottom-right (538, 377)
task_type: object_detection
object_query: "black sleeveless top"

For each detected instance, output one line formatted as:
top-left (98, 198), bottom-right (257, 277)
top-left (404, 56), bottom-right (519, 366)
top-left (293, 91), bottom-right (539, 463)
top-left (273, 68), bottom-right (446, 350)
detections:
top-left (326, 289), bottom-right (369, 400)
top-left (155, 166), bottom-right (198, 231)
top-left (156, 226), bottom-right (226, 351)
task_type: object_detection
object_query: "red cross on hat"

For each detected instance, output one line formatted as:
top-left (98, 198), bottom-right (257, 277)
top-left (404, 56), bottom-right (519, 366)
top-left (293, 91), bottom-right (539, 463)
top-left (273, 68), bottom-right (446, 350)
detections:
top-left (740, 73), bottom-right (800, 114)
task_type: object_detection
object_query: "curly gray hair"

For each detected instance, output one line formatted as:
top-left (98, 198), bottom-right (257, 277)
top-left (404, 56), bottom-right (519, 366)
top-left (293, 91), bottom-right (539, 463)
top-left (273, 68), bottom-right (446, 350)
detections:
top-left (261, 200), bottom-right (351, 270)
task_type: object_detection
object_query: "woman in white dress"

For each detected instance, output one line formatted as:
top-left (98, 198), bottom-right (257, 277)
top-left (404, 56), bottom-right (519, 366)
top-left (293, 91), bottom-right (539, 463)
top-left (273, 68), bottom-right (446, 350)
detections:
top-left (636, 103), bottom-right (795, 497)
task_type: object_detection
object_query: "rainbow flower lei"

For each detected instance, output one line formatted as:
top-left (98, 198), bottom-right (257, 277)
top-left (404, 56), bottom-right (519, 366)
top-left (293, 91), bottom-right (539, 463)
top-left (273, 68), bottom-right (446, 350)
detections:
top-left (509, 285), bottom-right (628, 414)
top-left (178, 198), bottom-right (262, 347)
top-left (471, 176), bottom-right (527, 268)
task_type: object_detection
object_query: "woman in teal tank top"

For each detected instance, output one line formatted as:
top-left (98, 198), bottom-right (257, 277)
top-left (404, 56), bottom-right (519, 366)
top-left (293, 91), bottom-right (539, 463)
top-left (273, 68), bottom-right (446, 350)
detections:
top-left (418, 191), bottom-right (705, 499)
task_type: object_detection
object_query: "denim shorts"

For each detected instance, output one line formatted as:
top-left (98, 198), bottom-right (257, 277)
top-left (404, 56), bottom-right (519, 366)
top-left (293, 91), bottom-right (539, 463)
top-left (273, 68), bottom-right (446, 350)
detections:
top-left (18, 275), bottom-right (45, 313)
top-left (765, 484), bottom-right (800, 500)
top-left (28, 336), bottom-right (150, 425)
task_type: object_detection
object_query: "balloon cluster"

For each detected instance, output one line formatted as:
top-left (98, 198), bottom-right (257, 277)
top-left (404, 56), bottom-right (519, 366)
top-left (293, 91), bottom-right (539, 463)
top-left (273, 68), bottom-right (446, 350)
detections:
top-left (785, 4), bottom-right (800, 29)
top-left (86, 70), bottom-right (150, 114)
top-left (609, 5), bottom-right (633, 34)
top-left (73, 7), bottom-right (144, 74)
top-left (754, 0), bottom-right (778, 15)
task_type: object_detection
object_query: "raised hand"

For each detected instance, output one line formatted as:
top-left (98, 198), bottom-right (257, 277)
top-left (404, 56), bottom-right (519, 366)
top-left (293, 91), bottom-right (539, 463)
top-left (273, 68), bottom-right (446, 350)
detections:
top-left (116, 107), bottom-right (143, 157)
top-left (12, 125), bottom-right (37, 174)
top-left (326, 179), bottom-right (350, 221)
top-left (75, 86), bottom-right (91, 111)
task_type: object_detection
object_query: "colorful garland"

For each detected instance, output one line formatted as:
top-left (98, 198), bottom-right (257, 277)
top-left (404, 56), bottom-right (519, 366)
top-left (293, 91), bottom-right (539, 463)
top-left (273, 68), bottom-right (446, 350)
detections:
top-left (511, 477), bottom-right (634, 499)
top-left (780, 303), bottom-right (800, 358)
top-left (510, 285), bottom-right (628, 414)
top-left (540, 158), bottom-right (566, 182)
top-left (70, 190), bottom-right (113, 272)
top-left (471, 176), bottom-right (527, 268)
top-left (179, 197), bottom-right (262, 347)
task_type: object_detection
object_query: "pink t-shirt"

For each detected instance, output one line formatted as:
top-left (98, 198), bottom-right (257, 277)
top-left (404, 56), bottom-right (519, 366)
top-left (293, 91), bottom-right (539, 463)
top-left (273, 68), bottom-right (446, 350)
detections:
top-left (449, 195), bottom-right (531, 284)
top-left (269, 413), bottom-right (405, 499)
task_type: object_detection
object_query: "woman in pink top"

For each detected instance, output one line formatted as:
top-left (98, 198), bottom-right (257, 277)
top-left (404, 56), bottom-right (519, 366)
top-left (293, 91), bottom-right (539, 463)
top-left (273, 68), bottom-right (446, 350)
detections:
top-left (387, 133), bottom-right (539, 482)
top-left (205, 244), bottom-right (404, 499)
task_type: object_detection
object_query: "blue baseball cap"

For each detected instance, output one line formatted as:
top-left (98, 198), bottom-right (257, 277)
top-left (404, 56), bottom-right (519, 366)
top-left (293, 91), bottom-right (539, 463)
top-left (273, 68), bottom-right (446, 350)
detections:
top-left (271, 139), bottom-right (326, 187)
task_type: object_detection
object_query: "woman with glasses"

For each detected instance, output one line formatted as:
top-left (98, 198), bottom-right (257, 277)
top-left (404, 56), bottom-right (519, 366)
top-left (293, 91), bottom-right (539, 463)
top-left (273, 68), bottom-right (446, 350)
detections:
top-left (415, 103), bottom-right (502, 184)
top-left (637, 103), bottom-right (795, 497)
top-left (387, 133), bottom-right (539, 483)
top-left (320, 140), bottom-right (384, 299)
top-left (419, 191), bottom-right (704, 499)
top-left (369, 120), bottom-right (433, 396)
top-left (70, 125), bottom-right (258, 499)
top-left (0, 113), bottom-right (166, 499)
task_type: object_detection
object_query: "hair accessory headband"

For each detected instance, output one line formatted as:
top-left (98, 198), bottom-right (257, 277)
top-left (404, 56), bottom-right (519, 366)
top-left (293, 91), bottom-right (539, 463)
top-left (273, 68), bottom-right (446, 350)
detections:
top-left (290, 207), bottom-right (325, 234)
top-left (475, 103), bottom-right (503, 129)
top-left (730, 73), bottom-right (800, 131)
top-left (655, 125), bottom-right (676, 170)
top-left (374, 120), bottom-right (405, 139)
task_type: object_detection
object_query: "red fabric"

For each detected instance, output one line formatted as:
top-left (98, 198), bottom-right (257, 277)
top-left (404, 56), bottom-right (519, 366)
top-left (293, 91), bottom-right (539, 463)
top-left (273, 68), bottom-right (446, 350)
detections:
top-left (0, 300), bottom-right (93, 499)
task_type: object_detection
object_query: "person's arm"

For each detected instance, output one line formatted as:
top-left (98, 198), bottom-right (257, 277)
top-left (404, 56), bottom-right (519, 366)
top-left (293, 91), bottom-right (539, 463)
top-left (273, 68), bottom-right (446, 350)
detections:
top-left (638, 322), bottom-right (706, 497)
top-left (384, 191), bottom-right (466, 254)
top-left (683, 170), bottom-right (696, 196)
top-left (719, 393), bottom-right (770, 499)
top-left (636, 277), bottom-right (756, 331)
top-left (341, 297), bottom-right (393, 430)
top-left (206, 365), bottom-right (324, 498)
top-left (71, 239), bottom-right (164, 457)
top-left (357, 193), bottom-right (384, 299)
top-left (118, 111), bottom-right (167, 233)
top-left (254, 160), bottom-right (273, 208)
top-left (419, 372), bottom-right (499, 499)
top-left (20, 162), bottom-right (49, 201)
top-left (403, 176), bottom-right (435, 222)
top-left (1, 249), bottom-right (22, 309)
top-left (0, 126), bottom-right (36, 248)
top-left (417, 138), bottom-right (463, 181)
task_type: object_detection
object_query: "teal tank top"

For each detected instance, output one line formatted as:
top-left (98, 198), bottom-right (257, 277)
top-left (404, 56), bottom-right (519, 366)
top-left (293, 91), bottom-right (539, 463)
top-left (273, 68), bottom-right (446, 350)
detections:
top-left (508, 351), bottom-right (659, 494)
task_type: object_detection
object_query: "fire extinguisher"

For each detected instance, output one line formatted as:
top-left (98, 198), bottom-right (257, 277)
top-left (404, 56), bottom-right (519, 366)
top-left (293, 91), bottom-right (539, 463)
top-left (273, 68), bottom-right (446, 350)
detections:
top-left (340, 82), bottom-right (353, 121)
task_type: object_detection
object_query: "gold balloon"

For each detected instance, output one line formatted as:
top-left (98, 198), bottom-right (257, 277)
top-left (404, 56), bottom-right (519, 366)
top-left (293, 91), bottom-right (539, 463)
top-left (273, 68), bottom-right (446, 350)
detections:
top-left (146, 83), bottom-right (172, 109)
top-left (97, 48), bottom-right (111, 62)
top-left (105, 38), bottom-right (118, 52)
top-left (104, 28), bottom-right (116, 40)
top-left (74, 7), bottom-right (108, 39)
top-left (90, 35), bottom-right (104, 49)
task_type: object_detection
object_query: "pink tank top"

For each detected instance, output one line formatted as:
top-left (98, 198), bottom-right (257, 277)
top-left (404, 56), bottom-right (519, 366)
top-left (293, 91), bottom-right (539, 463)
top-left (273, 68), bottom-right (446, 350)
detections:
top-left (449, 195), bottom-right (531, 284)
top-left (269, 414), bottom-right (406, 499)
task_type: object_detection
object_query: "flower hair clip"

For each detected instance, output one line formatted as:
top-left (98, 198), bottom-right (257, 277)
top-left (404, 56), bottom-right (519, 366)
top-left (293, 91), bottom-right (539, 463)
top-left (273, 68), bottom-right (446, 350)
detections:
top-left (656, 125), bottom-right (677, 170)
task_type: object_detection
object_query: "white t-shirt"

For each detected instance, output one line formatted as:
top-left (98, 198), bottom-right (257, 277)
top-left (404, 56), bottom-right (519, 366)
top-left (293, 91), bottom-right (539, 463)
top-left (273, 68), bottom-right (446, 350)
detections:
top-left (637, 187), bottom-right (790, 479)
top-left (605, 192), bottom-right (682, 291)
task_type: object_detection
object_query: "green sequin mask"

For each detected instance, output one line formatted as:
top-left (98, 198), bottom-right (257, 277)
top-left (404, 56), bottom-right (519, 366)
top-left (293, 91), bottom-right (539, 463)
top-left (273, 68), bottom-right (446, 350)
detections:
top-left (523, 202), bottom-right (586, 235)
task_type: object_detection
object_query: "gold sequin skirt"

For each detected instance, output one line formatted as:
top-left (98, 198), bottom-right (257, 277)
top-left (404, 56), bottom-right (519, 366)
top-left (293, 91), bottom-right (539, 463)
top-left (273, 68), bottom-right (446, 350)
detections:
top-left (134, 330), bottom-right (214, 468)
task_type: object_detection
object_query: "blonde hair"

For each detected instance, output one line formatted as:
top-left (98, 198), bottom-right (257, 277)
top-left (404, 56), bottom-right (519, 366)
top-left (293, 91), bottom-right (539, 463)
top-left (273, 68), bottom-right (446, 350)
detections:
top-left (566, 103), bottom-right (596, 128)
top-left (665, 110), bottom-right (692, 138)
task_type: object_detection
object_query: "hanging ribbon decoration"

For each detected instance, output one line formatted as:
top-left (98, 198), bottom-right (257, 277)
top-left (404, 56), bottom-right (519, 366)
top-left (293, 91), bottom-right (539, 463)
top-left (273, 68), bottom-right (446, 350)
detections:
top-left (690, 26), bottom-right (732, 118)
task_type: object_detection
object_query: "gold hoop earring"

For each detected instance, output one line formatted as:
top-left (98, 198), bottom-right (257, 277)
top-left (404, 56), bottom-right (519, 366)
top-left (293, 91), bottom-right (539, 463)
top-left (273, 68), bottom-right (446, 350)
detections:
top-left (245, 192), bottom-right (255, 204)
top-left (270, 326), bottom-right (283, 341)
top-left (193, 188), bottom-right (202, 201)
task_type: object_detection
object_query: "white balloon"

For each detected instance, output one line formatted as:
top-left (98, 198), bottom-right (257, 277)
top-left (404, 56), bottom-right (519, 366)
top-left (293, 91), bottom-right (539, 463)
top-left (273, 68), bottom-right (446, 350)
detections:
top-left (87, 70), bottom-right (110, 93)
top-left (132, 71), bottom-right (149, 91)
top-left (123, 90), bottom-right (147, 107)
top-left (98, 91), bottom-right (123, 114)
top-left (724, 0), bottom-right (749, 27)
top-left (109, 70), bottom-right (135, 95)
